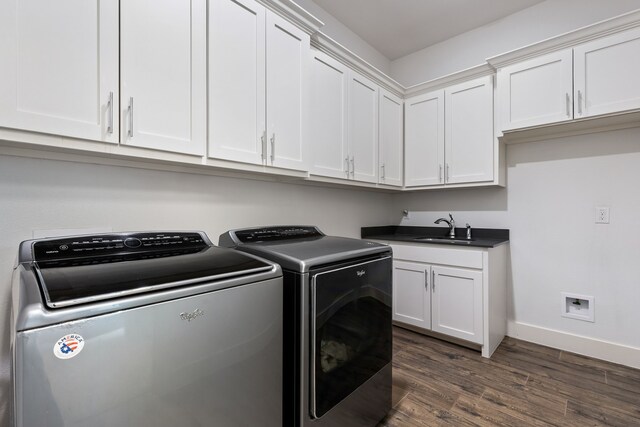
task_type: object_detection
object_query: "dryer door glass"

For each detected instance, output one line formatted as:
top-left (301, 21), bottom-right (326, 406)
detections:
top-left (310, 256), bottom-right (392, 419)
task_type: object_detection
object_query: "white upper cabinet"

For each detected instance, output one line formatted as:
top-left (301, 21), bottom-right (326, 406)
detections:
top-left (574, 27), bottom-right (640, 119)
top-left (209, 0), bottom-right (308, 171)
top-left (0, 0), bottom-right (119, 142)
top-left (497, 50), bottom-right (573, 131)
top-left (498, 26), bottom-right (640, 133)
top-left (445, 76), bottom-right (494, 184)
top-left (209, 0), bottom-right (266, 165)
top-left (378, 89), bottom-right (403, 187)
top-left (404, 91), bottom-right (445, 187)
top-left (405, 76), bottom-right (495, 188)
top-left (121, 0), bottom-right (206, 155)
top-left (265, 13), bottom-right (309, 171)
top-left (348, 72), bottom-right (379, 183)
top-left (310, 56), bottom-right (402, 186)
top-left (309, 50), bottom-right (349, 179)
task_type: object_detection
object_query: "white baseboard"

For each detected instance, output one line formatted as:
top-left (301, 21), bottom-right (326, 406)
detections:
top-left (507, 321), bottom-right (640, 369)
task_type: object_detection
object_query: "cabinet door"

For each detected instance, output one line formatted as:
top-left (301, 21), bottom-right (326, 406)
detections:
top-left (349, 72), bottom-right (379, 183)
top-left (404, 91), bottom-right (444, 187)
top-left (574, 27), bottom-right (640, 119)
top-left (266, 12), bottom-right (309, 171)
top-left (445, 76), bottom-right (494, 184)
top-left (497, 50), bottom-right (573, 131)
top-left (121, 0), bottom-right (206, 155)
top-left (209, 0), bottom-right (266, 165)
top-left (378, 89), bottom-right (404, 187)
top-left (0, 0), bottom-right (118, 142)
top-left (432, 266), bottom-right (483, 344)
top-left (393, 262), bottom-right (431, 330)
top-left (309, 50), bottom-right (349, 179)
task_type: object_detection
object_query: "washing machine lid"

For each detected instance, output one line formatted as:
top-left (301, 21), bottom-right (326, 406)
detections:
top-left (219, 226), bottom-right (390, 272)
top-left (24, 232), bottom-right (274, 308)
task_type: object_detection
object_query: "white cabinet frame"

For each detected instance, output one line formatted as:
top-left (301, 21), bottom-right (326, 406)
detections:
top-left (309, 50), bottom-right (350, 179)
top-left (0, 0), bottom-right (119, 143)
top-left (393, 261), bottom-right (431, 330)
top-left (382, 241), bottom-right (507, 358)
top-left (121, 0), bottom-right (206, 155)
top-left (497, 50), bottom-right (573, 131)
top-left (378, 89), bottom-right (404, 187)
top-left (574, 27), bottom-right (640, 119)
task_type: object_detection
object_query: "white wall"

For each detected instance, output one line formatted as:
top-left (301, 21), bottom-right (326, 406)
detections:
top-left (390, 0), bottom-right (640, 86)
top-left (0, 154), bottom-right (395, 426)
top-left (395, 127), bottom-right (640, 358)
top-left (294, 0), bottom-right (391, 74)
top-left (387, 0), bottom-right (640, 364)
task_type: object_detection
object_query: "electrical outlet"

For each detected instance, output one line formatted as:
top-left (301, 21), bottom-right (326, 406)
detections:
top-left (595, 207), bottom-right (610, 224)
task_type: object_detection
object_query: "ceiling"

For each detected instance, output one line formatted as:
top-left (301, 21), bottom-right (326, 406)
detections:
top-left (313, 0), bottom-right (546, 60)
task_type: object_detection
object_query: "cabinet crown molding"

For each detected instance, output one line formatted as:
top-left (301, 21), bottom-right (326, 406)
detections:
top-left (257, 0), bottom-right (324, 35)
top-left (403, 63), bottom-right (495, 98)
top-left (311, 32), bottom-right (405, 97)
top-left (487, 8), bottom-right (640, 68)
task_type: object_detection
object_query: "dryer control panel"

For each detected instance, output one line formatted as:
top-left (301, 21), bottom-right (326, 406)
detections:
top-left (222, 226), bottom-right (324, 245)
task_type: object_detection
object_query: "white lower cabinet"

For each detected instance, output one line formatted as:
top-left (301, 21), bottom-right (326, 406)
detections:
top-left (387, 242), bottom-right (507, 358)
top-left (393, 261), bottom-right (431, 329)
top-left (431, 266), bottom-right (483, 344)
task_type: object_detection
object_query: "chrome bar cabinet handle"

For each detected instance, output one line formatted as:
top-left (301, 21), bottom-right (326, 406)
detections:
top-left (432, 269), bottom-right (435, 292)
top-left (270, 133), bottom-right (275, 162)
top-left (577, 90), bottom-right (583, 115)
top-left (107, 92), bottom-right (113, 134)
top-left (565, 93), bottom-right (571, 117)
top-left (128, 97), bottom-right (134, 138)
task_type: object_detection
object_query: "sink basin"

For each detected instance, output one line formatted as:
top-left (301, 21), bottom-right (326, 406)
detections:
top-left (412, 236), bottom-right (475, 244)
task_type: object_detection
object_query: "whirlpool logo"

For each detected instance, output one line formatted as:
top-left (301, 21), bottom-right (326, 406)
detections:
top-left (180, 309), bottom-right (205, 322)
top-left (356, 270), bottom-right (366, 277)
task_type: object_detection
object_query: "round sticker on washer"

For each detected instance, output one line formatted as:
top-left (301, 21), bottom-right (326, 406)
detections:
top-left (53, 334), bottom-right (85, 360)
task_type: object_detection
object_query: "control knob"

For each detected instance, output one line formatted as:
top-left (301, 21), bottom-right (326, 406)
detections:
top-left (124, 238), bottom-right (142, 248)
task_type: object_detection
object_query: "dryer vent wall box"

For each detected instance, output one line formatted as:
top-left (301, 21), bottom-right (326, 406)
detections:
top-left (11, 231), bottom-right (284, 427)
top-left (561, 292), bottom-right (595, 322)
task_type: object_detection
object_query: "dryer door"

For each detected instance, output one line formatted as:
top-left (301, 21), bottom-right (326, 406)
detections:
top-left (310, 256), bottom-right (392, 419)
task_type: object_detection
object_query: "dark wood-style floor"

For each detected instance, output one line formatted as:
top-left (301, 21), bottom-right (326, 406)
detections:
top-left (378, 326), bottom-right (640, 426)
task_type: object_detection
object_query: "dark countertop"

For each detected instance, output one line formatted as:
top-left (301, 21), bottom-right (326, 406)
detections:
top-left (361, 226), bottom-right (509, 248)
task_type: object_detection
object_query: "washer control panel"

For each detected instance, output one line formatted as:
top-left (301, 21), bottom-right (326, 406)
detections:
top-left (33, 232), bottom-right (207, 261)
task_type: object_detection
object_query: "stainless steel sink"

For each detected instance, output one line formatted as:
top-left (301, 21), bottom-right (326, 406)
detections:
top-left (412, 236), bottom-right (475, 244)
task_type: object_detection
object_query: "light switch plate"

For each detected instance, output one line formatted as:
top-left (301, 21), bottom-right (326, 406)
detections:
top-left (595, 207), bottom-right (610, 224)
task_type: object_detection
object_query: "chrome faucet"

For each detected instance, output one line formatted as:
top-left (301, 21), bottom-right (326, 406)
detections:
top-left (434, 213), bottom-right (456, 238)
